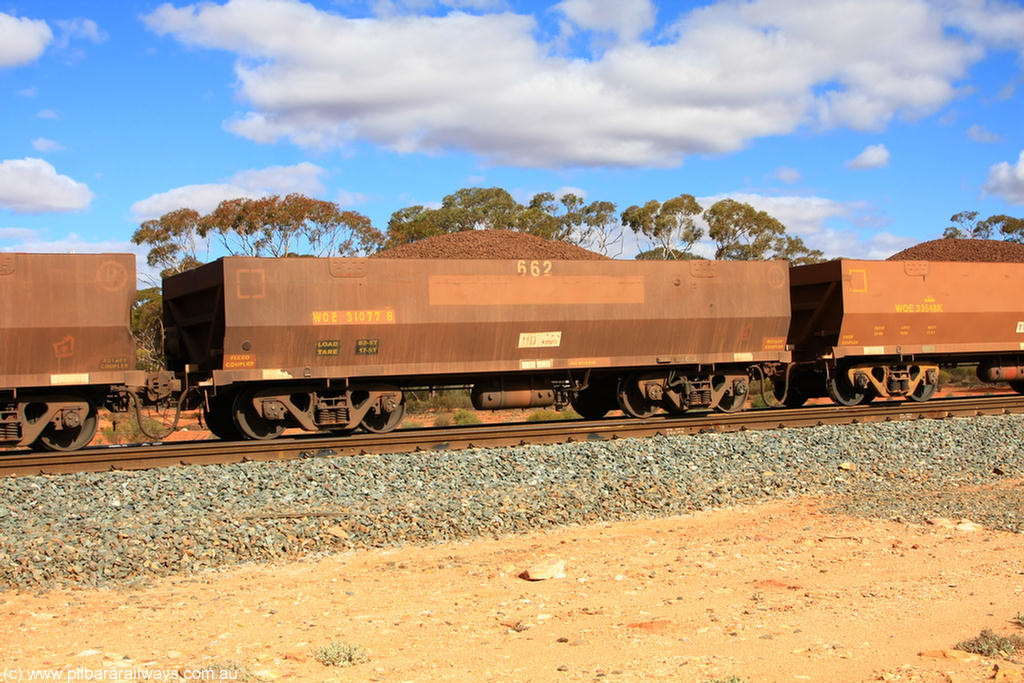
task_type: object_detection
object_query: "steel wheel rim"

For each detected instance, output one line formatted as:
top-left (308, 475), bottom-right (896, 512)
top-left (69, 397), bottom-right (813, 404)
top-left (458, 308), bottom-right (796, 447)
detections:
top-left (617, 375), bottom-right (658, 418)
top-left (36, 400), bottom-right (98, 452)
top-left (361, 402), bottom-right (405, 433)
top-left (232, 390), bottom-right (285, 440)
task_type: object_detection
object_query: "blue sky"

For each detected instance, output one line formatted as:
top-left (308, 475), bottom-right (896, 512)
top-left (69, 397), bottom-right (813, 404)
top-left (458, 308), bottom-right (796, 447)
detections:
top-left (2, 0), bottom-right (1024, 272)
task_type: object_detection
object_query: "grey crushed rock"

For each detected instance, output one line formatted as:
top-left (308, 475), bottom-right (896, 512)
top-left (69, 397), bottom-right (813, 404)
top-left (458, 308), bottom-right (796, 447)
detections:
top-left (1, 413), bottom-right (1021, 590)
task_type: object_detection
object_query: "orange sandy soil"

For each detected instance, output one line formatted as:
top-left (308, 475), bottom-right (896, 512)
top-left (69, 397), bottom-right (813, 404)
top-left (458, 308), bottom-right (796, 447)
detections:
top-left (3, 495), bottom-right (1024, 683)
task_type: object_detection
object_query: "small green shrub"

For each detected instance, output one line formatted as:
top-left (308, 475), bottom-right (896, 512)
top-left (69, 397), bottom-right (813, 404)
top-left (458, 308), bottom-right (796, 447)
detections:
top-left (452, 409), bottom-right (482, 425)
top-left (314, 641), bottom-right (369, 667)
top-left (405, 389), bottom-right (474, 413)
top-left (101, 414), bottom-right (166, 444)
top-left (433, 413), bottom-right (452, 427)
top-left (1014, 612), bottom-right (1024, 628)
top-left (955, 629), bottom-right (1024, 659)
top-left (705, 677), bottom-right (747, 683)
top-left (940, 365), bottom-right (982, 388)
top-left (526, 408), bottom-right (582, 422)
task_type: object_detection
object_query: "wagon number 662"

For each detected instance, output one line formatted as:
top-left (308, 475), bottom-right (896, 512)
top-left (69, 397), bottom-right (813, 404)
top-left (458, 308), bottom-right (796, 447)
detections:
top-left (516, 260), bottom-right (552, 277)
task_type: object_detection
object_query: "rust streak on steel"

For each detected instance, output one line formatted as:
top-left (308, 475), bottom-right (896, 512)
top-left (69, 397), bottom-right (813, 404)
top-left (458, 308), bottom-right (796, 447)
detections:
top-left (2, 394), bottom-right (1024, 478)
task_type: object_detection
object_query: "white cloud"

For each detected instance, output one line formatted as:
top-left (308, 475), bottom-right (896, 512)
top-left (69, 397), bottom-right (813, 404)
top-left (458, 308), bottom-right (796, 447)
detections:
top-left (967, 123), bottom-right (1002, 143)
top-left (32, 137), bottom-right (64, 152)
top-left (143, 0), bottom-right (988, 168)
top-left (55, 18), bottom-right (108, 47)
top-left (130, 161), bottom-right (327, 219)
top-left (18, 86), bottom-right (37, 97)
top-left (982, 150), bottom-right (1024, 205)
top-left (770, 166), bottom-right (801, 184)
top-left (0, 12), bottom-right (52, 68)
top-left (845, 144), bottom-right (890, 169)
top-left (0, 158), bottom-right (93, 213)
top-left (940, 0), bottom-right (1024, 53)
top-left (37, 109), bottom-right (58, 120)
top-left (555, 0), bottom-right (656, 42)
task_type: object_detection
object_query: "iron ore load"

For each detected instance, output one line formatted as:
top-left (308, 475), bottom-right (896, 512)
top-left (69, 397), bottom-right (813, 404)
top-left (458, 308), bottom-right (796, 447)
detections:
top-left (3, 234), bottom-right (1024, 452)
top-left (162, 257), bottom-right (792, 438)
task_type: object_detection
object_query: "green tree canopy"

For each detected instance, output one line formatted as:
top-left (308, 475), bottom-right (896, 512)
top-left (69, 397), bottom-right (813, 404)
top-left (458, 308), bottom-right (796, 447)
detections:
top-left (132, 193), bottom-right (382, 273)
top-left (131, 207), bottom-right (206, 277)
top-left (384, 186), bottom-right (621, 254)
top-left (621, 194), bottom-right (704, 260)
top-left (199, 193), bottom-right (383, 257)
top-left (941, 210), bottom-right (1024, 243)
top-left (704, 198), bottom-right (824, 264)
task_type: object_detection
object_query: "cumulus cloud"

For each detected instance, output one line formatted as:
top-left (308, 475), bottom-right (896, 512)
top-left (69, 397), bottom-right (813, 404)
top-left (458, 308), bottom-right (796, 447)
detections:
top-left (982, 150), bottom-right (1024, 205)
top-left (0, 158), bottom-right (93, 213)
top-left (967, 123), bottom-right (1002, 143)
top-left (555, 0), bottom-right (656, 42)
top-left (0, 12), bottom-right (52, 67)
top-left (846, 144), bottom-right (890, 169)
top-left (130, 161), bottom-right (327, 219)
top-left (143, 0), bottom-right (989, 168)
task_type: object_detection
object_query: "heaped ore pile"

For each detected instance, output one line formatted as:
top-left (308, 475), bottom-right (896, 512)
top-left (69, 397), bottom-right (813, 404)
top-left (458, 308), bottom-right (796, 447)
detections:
top-left (889, 238), bottom-right (1024, 262)
top-left (373, 229), bottom-right (610, 260)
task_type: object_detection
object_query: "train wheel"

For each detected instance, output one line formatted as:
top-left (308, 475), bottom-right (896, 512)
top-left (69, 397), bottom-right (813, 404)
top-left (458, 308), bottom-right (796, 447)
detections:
top-left (232, 390), bottom-right (285, 440)
top-left (715, 391), bottom-right (747, 413)
top-left (571, 382), bottom-right (615, 420)
top-left (617, 375), bottom-right (659, 418)
top-left (361, 401), bottom-right (405, 433)
top-left (35, 398), bottom-right (98, 452)
top-left (826, 375), bottom-right (867, 406)
top-left (906, 381), bottom-right (937, 402)
top-left (203, 391), bottom-right (241, 440)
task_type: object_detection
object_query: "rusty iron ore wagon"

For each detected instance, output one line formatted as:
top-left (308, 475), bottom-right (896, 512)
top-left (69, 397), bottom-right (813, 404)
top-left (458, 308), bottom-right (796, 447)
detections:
top-left (0, 253), bottom-right (155, 450)
top-left (163, 256), bottom-right (793, 440)
top-left (783, 259), bottom-right (1024, 406)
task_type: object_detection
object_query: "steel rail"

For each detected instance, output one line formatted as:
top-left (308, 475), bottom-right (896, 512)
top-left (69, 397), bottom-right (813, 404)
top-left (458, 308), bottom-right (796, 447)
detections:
top-left (2, 394), bottom-right (1023, 478)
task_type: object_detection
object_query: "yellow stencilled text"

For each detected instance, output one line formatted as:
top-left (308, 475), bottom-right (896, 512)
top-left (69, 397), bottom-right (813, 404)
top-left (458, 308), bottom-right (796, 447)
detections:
top-left (312, 309), bottom-right (396, 324)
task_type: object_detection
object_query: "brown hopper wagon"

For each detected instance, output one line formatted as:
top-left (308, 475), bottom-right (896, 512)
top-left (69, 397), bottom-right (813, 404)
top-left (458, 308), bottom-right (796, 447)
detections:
top-left (784, 259), bottom-right (1024, 405)
top-left (0, 253), bottom-right (148, 450)
top-left (163, 256), bottom-right (793, 439)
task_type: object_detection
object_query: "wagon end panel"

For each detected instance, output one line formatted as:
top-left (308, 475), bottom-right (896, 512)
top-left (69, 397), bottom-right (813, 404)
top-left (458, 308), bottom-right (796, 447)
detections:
top-left (0, 253), bottom-right (137, 388)
top-left (162, 259), bottom-right (227, 372)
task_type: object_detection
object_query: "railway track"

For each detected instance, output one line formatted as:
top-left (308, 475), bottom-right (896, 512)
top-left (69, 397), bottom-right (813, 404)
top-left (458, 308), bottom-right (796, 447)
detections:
top-left (2, 394), bottom-right (1023, 478)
